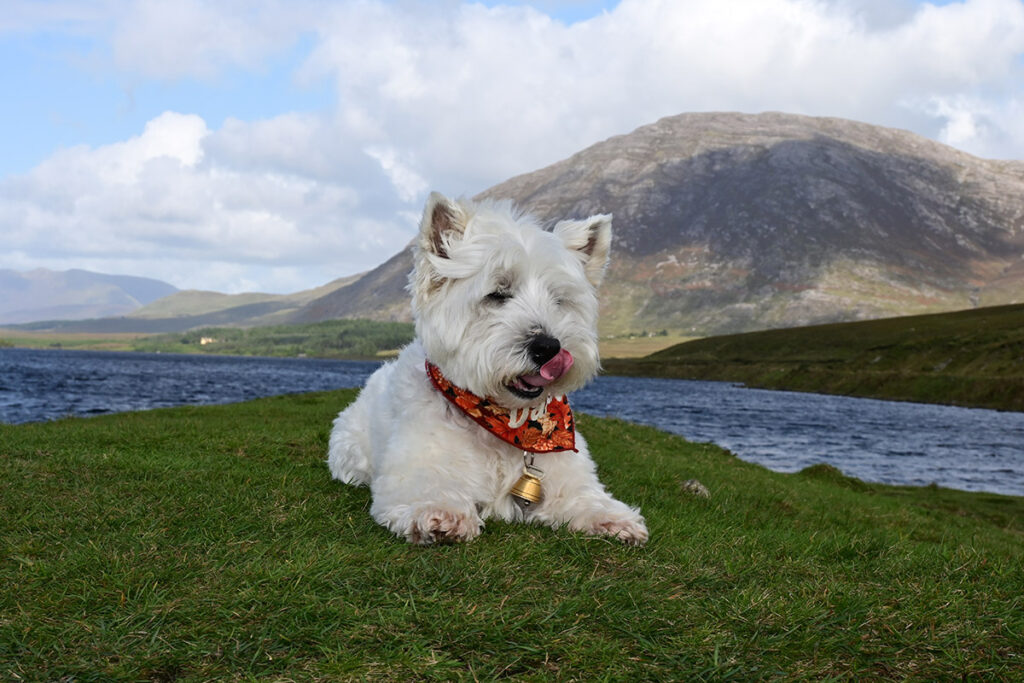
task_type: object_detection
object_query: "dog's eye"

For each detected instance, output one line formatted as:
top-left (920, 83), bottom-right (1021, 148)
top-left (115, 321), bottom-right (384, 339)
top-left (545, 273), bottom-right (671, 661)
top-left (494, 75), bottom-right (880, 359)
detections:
top-left (485, 290), bottom-right (512, 305)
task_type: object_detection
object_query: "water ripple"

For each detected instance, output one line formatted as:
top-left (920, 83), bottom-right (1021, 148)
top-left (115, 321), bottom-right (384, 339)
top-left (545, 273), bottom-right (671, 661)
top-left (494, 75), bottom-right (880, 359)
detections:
top-left (574, 375), bottom-right (1024, 497)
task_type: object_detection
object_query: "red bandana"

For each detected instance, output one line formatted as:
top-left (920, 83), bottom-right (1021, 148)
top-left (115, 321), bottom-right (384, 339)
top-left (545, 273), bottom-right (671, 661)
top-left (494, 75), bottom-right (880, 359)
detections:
top-left (425, 361), bottom-right (577, 453)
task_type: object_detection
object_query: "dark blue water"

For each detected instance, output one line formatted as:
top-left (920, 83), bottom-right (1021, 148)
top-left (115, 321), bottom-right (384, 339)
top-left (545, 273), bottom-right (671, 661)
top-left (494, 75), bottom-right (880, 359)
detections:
top-left (0, 348), bottom-right (380, 425)
top-left (2, 348), bottom-right (1022, 496)
top-left (572, 376), bottom-right (1024, 497)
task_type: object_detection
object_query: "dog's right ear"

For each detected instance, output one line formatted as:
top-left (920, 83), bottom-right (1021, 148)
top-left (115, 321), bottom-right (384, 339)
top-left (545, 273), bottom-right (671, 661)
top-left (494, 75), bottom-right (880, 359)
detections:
top-left (419, 192), bottom-right (466, 260)
top-left (553, 213), bottom-right (613, 287)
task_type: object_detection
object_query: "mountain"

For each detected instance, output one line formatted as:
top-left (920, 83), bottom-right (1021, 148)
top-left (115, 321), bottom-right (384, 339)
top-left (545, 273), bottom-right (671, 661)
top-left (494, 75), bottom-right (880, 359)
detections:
top-left (293, 111), bottom-right (1024, 336)
top-left (0, 269), bottom-right (178, 324)
top-left (484, 111), bottom-right (1024, 334)
top-left (128, 274), bottom-right (362, 324)
top-left (16, 112), bottom-right (1024, 336)
top-left (9, 275), bottom-right (362, 334)
top-left (286, 249), bottom-right (414, 324)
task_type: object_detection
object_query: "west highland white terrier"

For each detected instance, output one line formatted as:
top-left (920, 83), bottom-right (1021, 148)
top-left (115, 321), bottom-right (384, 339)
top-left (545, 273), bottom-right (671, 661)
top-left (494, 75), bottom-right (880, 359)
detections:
top-left (327, 192), bottom-right (648, 545)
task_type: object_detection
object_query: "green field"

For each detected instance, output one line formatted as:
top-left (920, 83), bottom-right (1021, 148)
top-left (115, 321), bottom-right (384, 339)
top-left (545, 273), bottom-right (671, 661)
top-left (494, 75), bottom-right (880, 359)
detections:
top-left (0, 319), bottom-right (415, 360)
top-left (0, 330), bottom-right (151, 352)
top-left (3, 392), bottom-right (1022, 680)
top-left (131, 319), bottom-right (415, 359)
top-left (604, 304), bottom-right (1024, 412)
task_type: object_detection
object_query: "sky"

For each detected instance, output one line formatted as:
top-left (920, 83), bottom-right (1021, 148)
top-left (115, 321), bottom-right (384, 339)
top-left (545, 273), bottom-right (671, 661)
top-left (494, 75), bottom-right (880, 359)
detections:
top-left (2, 0), bottom-right (1023, 295)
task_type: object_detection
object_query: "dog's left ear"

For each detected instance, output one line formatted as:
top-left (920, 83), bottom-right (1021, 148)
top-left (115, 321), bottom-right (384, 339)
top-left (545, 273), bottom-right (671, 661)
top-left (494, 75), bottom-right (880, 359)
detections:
top-left (553, 214), bottom-right (613, 287)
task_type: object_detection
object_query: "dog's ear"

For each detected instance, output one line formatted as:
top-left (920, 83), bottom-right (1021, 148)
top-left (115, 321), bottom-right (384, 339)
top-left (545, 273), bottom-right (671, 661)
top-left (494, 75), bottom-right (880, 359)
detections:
top-left (553, 214), bottom-right (613, 287)
top-left (419, 192), bottom-right (466, 259)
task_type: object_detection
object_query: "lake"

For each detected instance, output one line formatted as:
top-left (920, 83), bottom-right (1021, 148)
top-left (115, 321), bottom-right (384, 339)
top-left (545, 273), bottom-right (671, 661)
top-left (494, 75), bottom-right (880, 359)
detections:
top-left (2, 348), bottom-right (1021, 496)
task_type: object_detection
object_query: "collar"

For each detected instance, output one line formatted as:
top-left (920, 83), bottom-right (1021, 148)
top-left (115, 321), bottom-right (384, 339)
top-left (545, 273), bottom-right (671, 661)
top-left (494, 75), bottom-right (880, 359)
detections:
top-left (425, 360), bottom-right (577, 453)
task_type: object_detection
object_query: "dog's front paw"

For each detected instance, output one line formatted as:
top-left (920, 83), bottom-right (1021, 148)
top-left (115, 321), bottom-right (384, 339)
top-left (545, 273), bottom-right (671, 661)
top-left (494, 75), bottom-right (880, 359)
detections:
top-left (408, 507), bottom-right (482, 545)
top-left (590, 518), bottom-right (649, 546)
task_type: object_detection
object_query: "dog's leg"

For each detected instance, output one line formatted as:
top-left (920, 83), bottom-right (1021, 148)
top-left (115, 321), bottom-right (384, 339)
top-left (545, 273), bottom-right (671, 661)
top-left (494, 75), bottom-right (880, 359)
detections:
top-left (531, 440), bottom-right (648, 546)
top-left (372, 498), bottom-right (484, 545)
top-left (326, 394), bottom-right (373, 486)
top-left (367, 437), bottom-right (486, 545)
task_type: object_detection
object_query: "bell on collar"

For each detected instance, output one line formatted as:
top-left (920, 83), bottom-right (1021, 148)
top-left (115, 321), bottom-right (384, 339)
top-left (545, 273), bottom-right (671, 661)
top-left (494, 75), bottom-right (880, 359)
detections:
top-left (510, 469), bottom-right (543, 511)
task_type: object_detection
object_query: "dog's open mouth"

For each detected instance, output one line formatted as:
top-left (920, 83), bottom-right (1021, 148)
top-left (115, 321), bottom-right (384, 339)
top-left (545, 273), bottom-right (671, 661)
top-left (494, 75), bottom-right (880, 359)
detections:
top-left (506, 349), bottom-right (574, 400)
top-left (507, 376), bottom-right (546, 400)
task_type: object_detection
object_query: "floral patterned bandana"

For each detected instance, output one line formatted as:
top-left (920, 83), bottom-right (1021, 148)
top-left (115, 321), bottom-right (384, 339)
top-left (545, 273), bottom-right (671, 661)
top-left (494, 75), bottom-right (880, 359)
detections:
top-left (425, 360), bottom-right (577, 453)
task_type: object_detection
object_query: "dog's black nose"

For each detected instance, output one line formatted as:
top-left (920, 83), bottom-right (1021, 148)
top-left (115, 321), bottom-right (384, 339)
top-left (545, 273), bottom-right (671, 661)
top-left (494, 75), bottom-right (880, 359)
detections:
top-left (527, 334), bottom-right (561, 366)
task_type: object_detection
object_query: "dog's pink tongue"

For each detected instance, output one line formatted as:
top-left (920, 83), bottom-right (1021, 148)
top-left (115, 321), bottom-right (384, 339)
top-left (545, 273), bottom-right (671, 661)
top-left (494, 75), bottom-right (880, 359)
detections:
top-left (522, 349), bottom-right (574, 387)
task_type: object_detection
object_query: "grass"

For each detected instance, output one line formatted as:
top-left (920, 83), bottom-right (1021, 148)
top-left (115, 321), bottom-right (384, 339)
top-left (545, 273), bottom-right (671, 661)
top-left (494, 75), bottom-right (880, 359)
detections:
top-left (598, 333), bottom-right (696, 359)
top-left (1, 319), bottom-right (415, 360)
top-left (2, 391), bottom-right (1022, 680)
top-left (0, 329), bottom-right (149, 352)
top-left (604, 303), bottom-right (1024, 412)
top-left (131, 319), bottom-right (415, 359)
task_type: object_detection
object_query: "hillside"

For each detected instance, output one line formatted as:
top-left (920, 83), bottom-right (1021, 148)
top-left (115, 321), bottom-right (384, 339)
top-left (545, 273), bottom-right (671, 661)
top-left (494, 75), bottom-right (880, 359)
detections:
top-left (6, 275), bottom-right (361, 334)
top-left (0, 268), bottom-right (177, 324)
top-left (297, 111), bottom-right (1024, 336)
top-left (131, 319), bottom-right (413, 359)
top-left (286, 248), bottom-right (414, 324)
top-left (128, 274), bottom-right (361, 322)
top-left (603, 303), bottom-right (1024, 412)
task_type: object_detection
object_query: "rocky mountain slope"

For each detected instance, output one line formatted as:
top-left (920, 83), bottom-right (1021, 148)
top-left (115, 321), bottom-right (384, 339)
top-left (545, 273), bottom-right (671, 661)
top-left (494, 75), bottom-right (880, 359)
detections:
top-left (0, 269), bottom-right (178, 324)
top-left (295, 111), bottom-right (1024, 336)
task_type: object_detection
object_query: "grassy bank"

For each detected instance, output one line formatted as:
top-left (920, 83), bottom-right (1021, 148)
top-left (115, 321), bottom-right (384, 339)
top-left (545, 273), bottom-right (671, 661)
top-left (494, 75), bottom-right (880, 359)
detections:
top-left (3, 392), bottom-right (1022, 680)
top-left (1, 319), bottom-right (415, 360)
top-left (604, 303), bottom-right (1024, 412)
top-left (131, 319), bottom-right (414, 359)
top-left (0, 329), bottom-right (149, 352)
top-left (598, 332), bottom-right (696, 359)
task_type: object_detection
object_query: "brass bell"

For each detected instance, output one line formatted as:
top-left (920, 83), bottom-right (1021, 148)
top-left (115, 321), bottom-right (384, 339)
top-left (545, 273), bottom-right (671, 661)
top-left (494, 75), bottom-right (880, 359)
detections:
top-left (510, 469), bottom-right (544, 510)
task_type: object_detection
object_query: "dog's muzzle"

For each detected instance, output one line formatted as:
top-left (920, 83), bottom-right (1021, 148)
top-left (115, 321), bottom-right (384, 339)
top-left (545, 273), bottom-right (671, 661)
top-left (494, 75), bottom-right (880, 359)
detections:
top-left (507, 335), bottom-right (574, 399)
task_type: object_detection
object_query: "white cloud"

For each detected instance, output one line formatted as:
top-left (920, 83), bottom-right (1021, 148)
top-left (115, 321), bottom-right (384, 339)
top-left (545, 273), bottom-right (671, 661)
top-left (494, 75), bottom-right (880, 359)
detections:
top-left (297, 0), bottom-right (1024, 186)
top-left (0, 110), bottom-right (411, 292)
top-left (3, 0), bottom-right (1024, 293)
top-left (108, 0), bottom-right (315, 80)
top-left (364, 146), bottom-right (429, 203)
top-left (921, 94), bottom-right (1024, 159)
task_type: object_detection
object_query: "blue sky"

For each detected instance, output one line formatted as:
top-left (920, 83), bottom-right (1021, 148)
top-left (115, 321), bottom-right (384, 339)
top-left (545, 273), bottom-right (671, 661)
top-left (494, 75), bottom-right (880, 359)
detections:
top-left (1, 0), bottom-right (1021, 294)
top-left (1, 31), bottom-right (332, 177)
top-left (1, 1), bottom-right (620, 178)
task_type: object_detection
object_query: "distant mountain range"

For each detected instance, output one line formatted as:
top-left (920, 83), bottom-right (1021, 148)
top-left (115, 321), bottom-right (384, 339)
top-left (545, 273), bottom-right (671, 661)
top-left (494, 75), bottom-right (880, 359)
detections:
top-left (0, 269), bottom-right (178, 325)
top-left (7, 111), bottom-right (1024, 336)
top-left (5, 274), bottom-right (362, 334)
top-left (125, 274), bottom-right (362, 328)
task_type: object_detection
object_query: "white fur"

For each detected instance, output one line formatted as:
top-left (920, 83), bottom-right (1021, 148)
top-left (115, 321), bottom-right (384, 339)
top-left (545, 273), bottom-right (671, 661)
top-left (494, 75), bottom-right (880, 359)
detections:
top-left (327, 193), bottom-right (647, 546)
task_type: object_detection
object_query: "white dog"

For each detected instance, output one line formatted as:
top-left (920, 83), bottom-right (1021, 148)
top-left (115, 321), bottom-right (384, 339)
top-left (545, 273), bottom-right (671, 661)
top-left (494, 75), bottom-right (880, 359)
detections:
top-left (327, 193), bottom-right (647, 546)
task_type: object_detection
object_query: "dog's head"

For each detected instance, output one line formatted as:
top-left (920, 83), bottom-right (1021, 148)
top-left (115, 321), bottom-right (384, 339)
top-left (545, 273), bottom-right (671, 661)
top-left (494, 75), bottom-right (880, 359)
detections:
top-left (409, 192), bottom-right (611, 408)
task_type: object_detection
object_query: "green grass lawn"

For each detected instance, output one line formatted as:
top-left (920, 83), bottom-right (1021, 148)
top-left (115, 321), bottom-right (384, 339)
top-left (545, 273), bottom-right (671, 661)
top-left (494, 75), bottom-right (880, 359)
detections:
top-left (3, 391), bottom-right (1022, 680)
